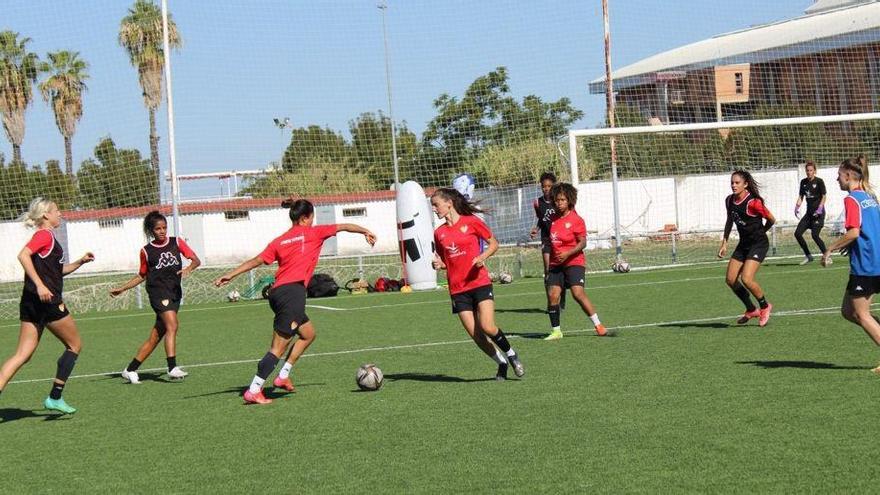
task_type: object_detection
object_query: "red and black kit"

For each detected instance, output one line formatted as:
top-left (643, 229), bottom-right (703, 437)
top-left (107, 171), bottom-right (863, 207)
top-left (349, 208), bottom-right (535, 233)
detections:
top-left (725, 193), bottom-right (770, 262)
top-left (533, 196), bottom-right (557, 254)
top-left (139, 237), bottom-right (195, 314)
top-left (19, 229), bottom-right (69, 328)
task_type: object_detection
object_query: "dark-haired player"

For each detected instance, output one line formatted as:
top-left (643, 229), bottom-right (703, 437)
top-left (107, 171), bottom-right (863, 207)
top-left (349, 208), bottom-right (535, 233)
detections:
top-left (542, 182), bottom-right (608, 340)
top-left (794, 160), bottom-right (828, 265)
top-left (530, 172), bottom-right (565, 309)
top-left (432, 187), bottom-right (525, 380)
top-left (111, 210), bottom-right (201, 383)
top-left (0, 198), bottom-right (94, 414)
top-left (214, 198), bottom-right (376, 404)
top-left (719, 170), bottom-right (775, 326)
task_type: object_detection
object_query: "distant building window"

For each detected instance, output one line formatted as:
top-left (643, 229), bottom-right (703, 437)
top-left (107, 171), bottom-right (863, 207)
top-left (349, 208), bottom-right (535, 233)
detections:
top-left (224, 210), bottom-right (249, 221)
top-left (734, 73), bottom-right (743, 94)
top-left (98, 218), bottom-right (123, 229)
top-left (342, 207), bottom-right (367, 218)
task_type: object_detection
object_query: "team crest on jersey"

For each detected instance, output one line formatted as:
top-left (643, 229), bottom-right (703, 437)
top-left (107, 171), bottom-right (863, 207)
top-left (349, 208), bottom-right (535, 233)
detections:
top-left (565, 222), bottom-right (571, 229)
top-left (58, 303), bottom-right (65, 312)
top-left (161, 299), bottom-right (170, 307)
top-left (460, 225), bottom-right (469, 233)
top-left (155, 251), bottom-right (180, 269)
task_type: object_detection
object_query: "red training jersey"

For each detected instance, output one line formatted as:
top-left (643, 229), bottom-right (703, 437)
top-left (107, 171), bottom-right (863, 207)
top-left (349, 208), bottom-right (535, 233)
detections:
top-left (549, 210), bottom-right (587, 267)
top-left (259, 224), bottom-right (337, 287)
top-left (434, 215), bottom-right (493, 295)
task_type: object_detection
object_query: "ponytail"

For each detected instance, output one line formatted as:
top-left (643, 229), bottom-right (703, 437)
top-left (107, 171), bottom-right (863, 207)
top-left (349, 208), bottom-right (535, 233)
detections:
top-left (841, 155), bottom-right (874, 197)
top-left (18, 197), bottom-right (55, 228)
top-left (431, 188), bottom-right (485, 216)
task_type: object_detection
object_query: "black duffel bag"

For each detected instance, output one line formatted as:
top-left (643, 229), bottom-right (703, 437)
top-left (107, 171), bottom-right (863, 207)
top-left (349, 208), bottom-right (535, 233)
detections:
top-left (307, 273), bottom-right (340, 298)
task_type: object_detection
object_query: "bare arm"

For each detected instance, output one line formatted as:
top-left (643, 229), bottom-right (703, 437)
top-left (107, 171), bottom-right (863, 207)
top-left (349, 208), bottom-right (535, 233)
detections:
top-left (110, 274), bottom-right (145, 297)
top-left (718, 213), bottom-right (733, 258)
top-left (336, 223), bottom-right (377, 247)
top-left (762, 209), bottom-right (776, 233)
top-left (63, 252), bottom-right (95, 275)
top-left (473, 236), bottom-right (500, 267)
top-left (213, 256), bottom-right (265, 287)
top-left (178, 252), bottom-right (202, 278)
top-left (18, 247), bottom-right (53, 302)
top-left (823, 227), bottom-right (859, 267)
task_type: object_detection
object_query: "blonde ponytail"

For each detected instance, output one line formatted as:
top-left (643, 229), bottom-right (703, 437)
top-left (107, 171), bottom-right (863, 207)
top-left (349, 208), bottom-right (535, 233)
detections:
top-left (18, 197), bottom-right (54, 228)
top-left (858, 155), bottom-right (875, 198)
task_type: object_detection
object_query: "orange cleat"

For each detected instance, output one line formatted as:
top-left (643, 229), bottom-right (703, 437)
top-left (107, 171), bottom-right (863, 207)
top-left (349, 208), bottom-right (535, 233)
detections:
top-left (595, 324), bottom-right (608, 337)
top-left (758, 303), bottom-right (773, 327)
top-left (736, 308), bottom-right (761, 325)
top-left (243, 389), bottom-right (273, 405)
top-left (273, 376), bottom-right (296, 393)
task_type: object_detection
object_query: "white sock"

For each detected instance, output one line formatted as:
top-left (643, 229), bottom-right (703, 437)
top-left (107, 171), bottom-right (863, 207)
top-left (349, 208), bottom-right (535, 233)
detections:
top-left (552, 326), bottom-right (561, 332)
top-left (248, 376), bottom-right (265, 395)
top-left (590, 314), bottom-right (601, 327)
top-left (506, 348), bottom-right (516, 357)
top-left (279, 362), bottom-right (293, 379)
top-left (492, 350), bottom-right (507, 365)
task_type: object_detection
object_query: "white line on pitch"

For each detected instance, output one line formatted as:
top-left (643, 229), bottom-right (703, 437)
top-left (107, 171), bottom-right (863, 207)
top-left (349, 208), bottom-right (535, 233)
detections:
top-left (6, 303), bottom-right (857, 386)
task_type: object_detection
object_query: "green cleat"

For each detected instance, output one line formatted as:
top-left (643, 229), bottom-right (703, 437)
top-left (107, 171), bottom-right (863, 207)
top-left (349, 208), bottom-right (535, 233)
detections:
top-left (543, 329), bottom-right (564, 341)
top-left (44, 397), bottom-right (76, 415)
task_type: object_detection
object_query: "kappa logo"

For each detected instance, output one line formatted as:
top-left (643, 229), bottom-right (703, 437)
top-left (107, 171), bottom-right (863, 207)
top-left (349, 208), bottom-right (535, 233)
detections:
top-left (155, 251), bottom-right (180, 269)
top-left (488, 292), bottom-right (493, 297)
top-left (753, 254), bottom-right (760, 259)
top-left (856, 285), bottom-right (864, 291)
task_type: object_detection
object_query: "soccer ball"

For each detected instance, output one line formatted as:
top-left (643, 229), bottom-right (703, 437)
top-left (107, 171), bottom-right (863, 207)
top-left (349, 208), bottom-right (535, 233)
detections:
top-left (498, 272), bottom-right (513, 284)
top-left (356, 364), bottom-right (384, 391)
top-left (227, 289), bottom-right (241, 302)
top-left (612, 260), bottom-right (631, 273)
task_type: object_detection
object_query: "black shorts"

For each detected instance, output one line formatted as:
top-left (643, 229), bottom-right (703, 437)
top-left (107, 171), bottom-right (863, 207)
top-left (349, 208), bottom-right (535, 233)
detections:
top-left (19, 292), bottom-right (69, 329)
top-left (450, 284), bottom-right (494, 314)
top-left (149, 294), bottom-right (181, 314)
top-left (798, 213), bottom-right (825, 231)
top-left (731, 239), bottom-right (769, 263)
top-left (545, 265), bottom-right (586, 288)
top-left (269, 282), bottom-right (310, 336)
top-left (541, 236), bottom-right (552, 255)
top-left (846, 274), bottom-right (880, 297)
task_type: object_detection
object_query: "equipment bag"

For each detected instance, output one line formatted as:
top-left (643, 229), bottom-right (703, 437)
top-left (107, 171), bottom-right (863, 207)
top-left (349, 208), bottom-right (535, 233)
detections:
top-left (307, 273), bottom-right (340, 298)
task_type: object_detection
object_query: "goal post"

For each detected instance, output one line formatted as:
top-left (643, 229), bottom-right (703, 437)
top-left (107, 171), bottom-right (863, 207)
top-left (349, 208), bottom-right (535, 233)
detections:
top-left (567, 111), bottom-right (880, 270)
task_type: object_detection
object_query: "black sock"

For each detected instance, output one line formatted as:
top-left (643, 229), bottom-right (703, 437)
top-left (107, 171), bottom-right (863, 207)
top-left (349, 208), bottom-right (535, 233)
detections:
top-left (757, 296), bottom-right (769, 309)
top-left (127, 358), bottom-right (142, 372)
top-left (49, 383), bottom-right (65, 400)
top-left (167, 356), bottom-right (177, 372)
top-left (490, 329), bottom-right (512, 353)
top-left (257, 352), bottom-right (279, 380)
top-left (548, 305), bottom-right (561, 327)
top-left (55, 350), bottom-right (78, 383)
top-left (732, 283), bottom-right (756, 312)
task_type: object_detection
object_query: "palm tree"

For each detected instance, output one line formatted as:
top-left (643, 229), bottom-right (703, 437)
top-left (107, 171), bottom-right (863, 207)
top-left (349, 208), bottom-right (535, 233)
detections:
top-left (39, 51), bottom-right (89, 176)
top-left (118, 0), bottom-right (181, 172)
top-left (0, 31), bottom-right (41, 164)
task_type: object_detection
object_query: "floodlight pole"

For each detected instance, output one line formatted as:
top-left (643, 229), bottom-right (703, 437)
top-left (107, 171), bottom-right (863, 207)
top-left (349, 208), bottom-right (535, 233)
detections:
top-left (161, 0), bottom-right (181, 237)
top-left (378, 1), bottom-right (400, 187)
top-left (603, 0), bottom-right (623, 260)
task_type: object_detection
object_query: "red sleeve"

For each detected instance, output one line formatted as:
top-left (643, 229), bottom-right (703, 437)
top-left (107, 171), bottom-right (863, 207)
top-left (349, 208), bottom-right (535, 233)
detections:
top-left (25, 230), bottom-right (53, 256)
top-left (138, 249), bottom-right (148, 277)
top-left (259, 241), bottom-right (277, 265)
top-left (574, 216), bottom-right (587, 240)
top-left (470, 216), bottom-right (493, 240)
top-left (176, 238), bottom-right (196, 259)
top-left (747, 199), bottom-right (770, 218)
top-left (845, 196), bottom-right (861, 230)
top-left (315, 224), bottom-right (338, 240)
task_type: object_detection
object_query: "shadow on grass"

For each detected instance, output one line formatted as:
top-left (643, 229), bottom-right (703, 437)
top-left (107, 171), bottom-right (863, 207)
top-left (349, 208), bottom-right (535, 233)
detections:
top-left (503, 331), bottom-right (552, 339)
top-left (384, 372), bottom-right (497, 383)
top-left (495, 308), bottom-right (546, 314)
top-left (659, 322), bottom-right (731, 329)
top-left (0, 407), bottom-right (71, 423)
top-left (182, 383), bottom-right (324, 400)
top-left (737, 360), bottom-right (871, 370)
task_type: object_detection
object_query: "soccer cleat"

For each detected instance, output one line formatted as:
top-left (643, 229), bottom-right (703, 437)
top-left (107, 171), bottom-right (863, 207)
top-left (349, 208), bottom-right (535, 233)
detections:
top-left (273, 376), bottom-right (296, 392)
top-left (595, 324), bottom-right (609, 337)
top-left (44, 397), bottom-right (76, 415)
top-left (872, 365), bottom-right (880, 376)
top-left (799, 256), bottom-right (814, 266)
top-left (758, 303), bottom-right (773, 327)
top-left (243, 389), bottom-right (272, 405)
top-left (495, 362), bottom-right (509, 381)
top-left (121, 369), bottom-right (141, 384)
top-left (543, 329), bottom-right (564, 341)
top-left (167, 367), bottom-right (188, 380)
top-left (507, 353), bottom-right (525, 378)
top-left (736, 309), bottom-right (761, 325)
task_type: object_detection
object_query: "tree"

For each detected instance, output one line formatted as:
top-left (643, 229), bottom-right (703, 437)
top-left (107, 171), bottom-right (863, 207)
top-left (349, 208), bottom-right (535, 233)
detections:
top-left (349, 112), bottom-right (419, 188)
top-left (44, 159), bottom-right (78, 209)
top-left (119, 0), bottom-right (181, 173)
top-left (39, 51), bottom-right (89, 176)
top-left (77, 137), bottom-right (157, 209)
top-left (0, 31), bottom-right (41, 164)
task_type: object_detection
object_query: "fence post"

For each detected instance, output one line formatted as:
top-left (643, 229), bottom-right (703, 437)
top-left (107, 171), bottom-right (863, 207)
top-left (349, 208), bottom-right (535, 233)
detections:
top-left (358, 255), bottom-right (365, 280)
top-left (771, 224), bottom-right (778, 256)
top-left (136, 284), bottom-right (143, 310)
top-left (671, 232), bottom-right (677, 264)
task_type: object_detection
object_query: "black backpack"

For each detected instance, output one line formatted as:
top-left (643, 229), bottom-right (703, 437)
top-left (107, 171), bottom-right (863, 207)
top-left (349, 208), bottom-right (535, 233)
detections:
top-left (307, 273), bottom-right (339, 298)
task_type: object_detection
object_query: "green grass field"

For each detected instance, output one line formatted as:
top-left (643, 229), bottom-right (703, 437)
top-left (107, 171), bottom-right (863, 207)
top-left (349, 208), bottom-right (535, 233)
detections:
top-left (2, 258), bottom-right (880, 493)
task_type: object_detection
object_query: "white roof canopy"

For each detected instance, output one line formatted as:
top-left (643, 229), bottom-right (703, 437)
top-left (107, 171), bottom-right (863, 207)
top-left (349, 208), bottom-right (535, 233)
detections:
top-left (590, 2), bottom-right (880, 93)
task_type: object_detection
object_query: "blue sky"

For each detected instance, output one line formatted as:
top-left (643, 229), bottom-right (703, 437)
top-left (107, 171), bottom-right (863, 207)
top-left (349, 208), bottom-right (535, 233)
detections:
top-left (3, 0), bottom-right (810, 196)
